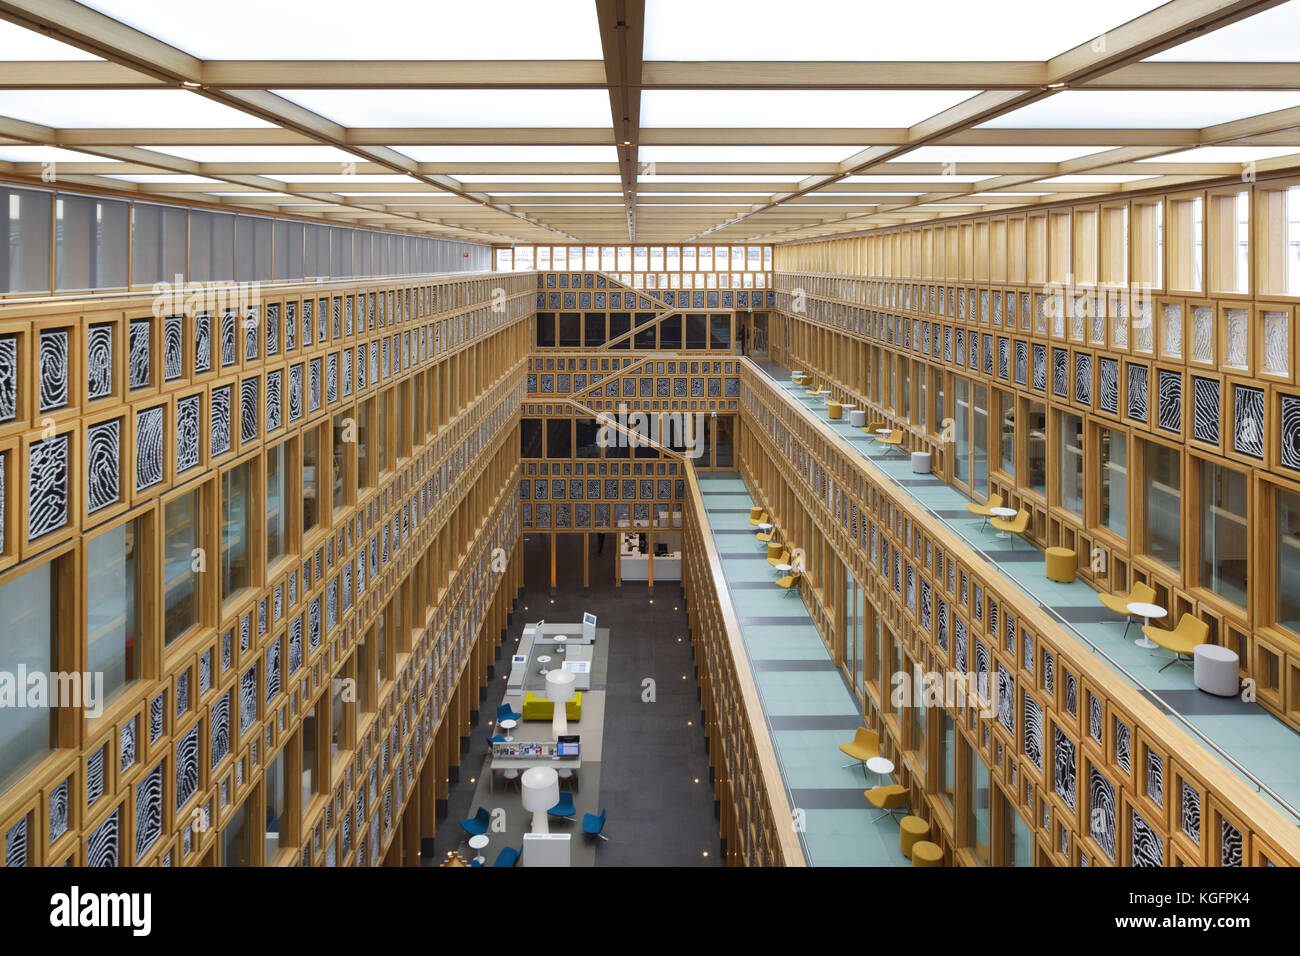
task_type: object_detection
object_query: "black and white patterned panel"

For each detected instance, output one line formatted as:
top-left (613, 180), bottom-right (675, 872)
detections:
top-left (39, 328), bottom-right (69, 412)
top-left (1052, 347), bottom-right (1068, 398)
top-left (1089, 767), bottom-right (1117, 862)
top-left (1281, 395), bottom-right (1300, 473)
top-left (1181, 780), bottom-right (1201, 846)
top-left (1014, 340), bottom-right (1027, 386)
top-left (211, 385), bottom-right (231, 458)
top-left (267, 369), bottom-right (282, 433)
top-left (240, 378), bottom-right (259, 444)
top-left (149, 692), bottom-right (164, 743)
top-left (266, 303), bottom-right (279, 356)
top-left (1053, 725), bottom-right (1076, 811)
top-left (1099, 357), bottom-right (1119, 415)
top-left (1232, 384), bottom-right (1265, 459)
top-left (86, 807), bottom-right (119, 867)
top-left (163, 315), bottom-right (183, 382)
top-left (1074, 352), bottom-right (1090, 406)
top-left (86, 323), bottom-right (113, 401)
top-left (86, 420), bottom-right (121, 515)
top-left (1131, 809), bottom-right (1163, 867)
top-left (128, 319), bottom-right (151, 390)
top-left (4, 816), bottom-right (27, 867)
top-left (1146, 749), bottom-right (1163, 807)
top-left (1127, 363), bottom-right (1148, 422)
top-left (135, 405), bottom-right (164, 492)
top-left (1023, 691), bottom-right (1042, 769)
top-left (1192, 376), bottom-right (1220, 445)
top-left (244, 308), bottom-right (259, 361)
top-left (996, 668), bottom-right (1014, 735)
top-left (221, 310), bottom-right (237, 368)
top-left (176, 724), bottom-right (200, 808)
top-left (265, 637), bottom-right (281, 704)
top-left (28, 433), bottom-right (69, 541)
top-left (176, 394), bottom-right (200, 474)
top-left (1114, 717), bottom-right (1131, 773)
top-left (120, 720), bottom-right (135, 773)
top-left (86, 746), bottom-right (105, 808)
top-left (134, 762), bottom-right (163, 861)
top-left (1157, 369), bottom-right (1182, 434)
top-left (240, 664), bottom-right (258, 734)
top-left (48, 779), bottom-right (68, 845)
top-left (1221, 817), bottom-right (1242, 866)
top-left (1032, 343), bottom-right (1046, 391)
top-left (195, 312), bottom-right (211, 374)
top-left (0, 335), bottom-right (15, 424)
top-left (210, 691), bottom-right (231, 770)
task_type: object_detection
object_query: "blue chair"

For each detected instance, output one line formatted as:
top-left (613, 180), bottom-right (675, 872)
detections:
top-left (548, 791), bottom-right (577, 821)
top-left (485, 733), bottom-right (505, 748)
top-left (460, 806), bottom-right (490, 838)
top-left (494, 845), bottom-right (521, 867)
top-left (582, 808), bottom-right (608, 841)
top-left (469, 857), bottom-right (484, 867)
top-left (497, 702), bottom-right (522, 723)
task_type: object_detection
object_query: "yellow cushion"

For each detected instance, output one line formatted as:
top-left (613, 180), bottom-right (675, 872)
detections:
top-left (1045, 547), bottom-right (1076, 583)
top-left (521, 691), bottom-right (583, 721)
top-left (900, 816), bottom-right (930, 858)
top-left (767, 541), bottom-right (784, 562)
top-left (911, 840), bottom-right (943, 867)
top-left (827, 401), bottom-right (843, 420)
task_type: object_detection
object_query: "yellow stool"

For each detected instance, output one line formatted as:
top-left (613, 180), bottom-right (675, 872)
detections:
top-left (911, 840), bottom-right (943, 867)
top-left (827, 401), bottom-right (842, 420)
top-left (1046, 547), bottom-right (1077, 583)
top-left (899, 816), bottom-right (930, 859)
top-left (767, 541), bottom-right (783, 562)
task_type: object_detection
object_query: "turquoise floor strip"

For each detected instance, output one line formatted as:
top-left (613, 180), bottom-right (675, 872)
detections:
top-left (757, 361), bottom-right (1300, 823)
top-left (696, 471), bottom-right (909, 867)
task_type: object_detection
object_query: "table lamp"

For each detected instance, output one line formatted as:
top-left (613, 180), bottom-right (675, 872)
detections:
top-left (521, 766), bottom-right (560, 835)
top-left (545, 668), bottom-right (577, 738)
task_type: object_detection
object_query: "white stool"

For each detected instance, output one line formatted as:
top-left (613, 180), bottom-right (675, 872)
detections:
top-left (911, 451), bottom-right (932, 474)
top-left (1194, 644), bottom-right (1239, 697)
top-left (849, 409), bottom-right (867, 427)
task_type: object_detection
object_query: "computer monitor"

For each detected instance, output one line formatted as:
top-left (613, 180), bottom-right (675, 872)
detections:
top-left (557, 735), bottom-right (580, 758)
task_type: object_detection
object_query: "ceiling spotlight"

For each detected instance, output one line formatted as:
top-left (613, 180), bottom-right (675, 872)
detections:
top-left (180, 80), bottom-right (202, 89)
top-left (1044, 82), bottom-right (1068, 90)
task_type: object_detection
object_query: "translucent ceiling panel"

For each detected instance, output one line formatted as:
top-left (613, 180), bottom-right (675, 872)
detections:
top-left (144, 145), bottom-right (360, 164)
top-left (1038, 174), bottom-right (1159, 183)
top-left (1137, 146), bottom-right (1300, 163)
top-left (640, 90), bottom-right (973, 128)
top-left (643, 0), bottom-right (1166, 60)
top-left (453, 175), bottom-right (623, 183)
top-left (639, 146), bottom-right (856, 163)
top-left (1146, 3), bottom-right (1300, 60)
top-left (0, 20), bottom-right (100, 58)
top-left (638, 175), bottom-right (807, 182)
top-left (390, 146), bottom-right (618, 163)
top-left (890, 146), bottom-right (1110, 163)
top-left (103, 174), bottom-right (225, 184)
top-left (0, 91), bottom-right (274, 128)
top-left (275, 90), bottom-right (611, 128)
top-left (270, 175), bottom-right (417, 183)
top-left (980, 91), bottom-right (1300, 128)
top-left (81, 0), bottom-right (601, 59)
top-left (0, 146), bottom-right (121, 164)
top-left (841, 174), bottom-right (989, 183)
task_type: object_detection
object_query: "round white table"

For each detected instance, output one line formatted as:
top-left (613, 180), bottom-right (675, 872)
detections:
top-left (817, 389), bottom-right (831, 403)
top-left (757, 523), bottom-right (773, 531)
top-left (537, 654), bottom-right (552, 675)
top-left (1128, 602), bottom-right (1167, 648)
top-left (498, 718), bottom-right (516, 742)
top-left (989, 506), bottom-right (1017, 537)
top-left (865, 756), bottom-right (895, 786)
top-left (875, 428), bottom-right (892, 436)
top-left (553, 634), bottom-right (566, 655)
top-left (774, 563), bottom-right (792, 574)
top-left (468, 833), bottom-right (489, 865)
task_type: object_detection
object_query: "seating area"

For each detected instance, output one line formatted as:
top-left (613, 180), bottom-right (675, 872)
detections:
top-left (521, 691), bottom-right (583, 722)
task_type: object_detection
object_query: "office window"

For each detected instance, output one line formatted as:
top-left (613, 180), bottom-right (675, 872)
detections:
top-left (1099, 427), bottom-right (1127, 540)
top-left (357, 399), bottom-right (373, 488)
top-left (332, 413), bottom-right (349, 511)
top-left (583, 313), bottom-right (606, 346)
top-left (190, 210), bottom-right (235, 283)
top-left (222, 460), bottom-right (253, 603)
top-left (1143, 440), bottom-right (1181, 570)
top-left (546, 420), bottom-right (572, 458)
top-left (936, 711), bottom-right (955, 812)
top-left (713, 415), bottom-right (735, 469)
top-left (1002, 794), bottom-right (1033, 866)
top-left (1026, 400), bottom-right (1047, 497)
top-left (265, 746), bottom-right (288, 861)
top-left (130, 203), bottom-right (187, 286)
top-left (575, 418), bottom-right (601, 458)
top-left (375, 608), bottom-right (389, 690)
top-left (163, 490), bottom-right (201, 646)
top-left (235, 215), bottom-right (273, 282)
top-left (331, 666), bottom-right (352, 765)
top-left (998, 391), bottom-right (1015, 476)
top-left (1201, 460), bottom-right (1247, 607)
top-left (303, 426), bottom-right (321, 535)
top-left (0, 562), bottom-right (57, 793)
top-left (56, 195), bottom-right (129, 291)
top-left (558, 313), bottom-right (580, 348)
top-left (221, 799), bottom-right (252, 867)
top-left (300, 704), bottom-right (319, 809)
top-left (1, 187), bottom-right (52, 294)
top-left (966, 743), bottom-right (991, 866)
top-left (1278, 487), bottom-right (1300, 636)
top-left (87, 518), bottom-right (142, 706)
top-left (520, 418), bottom-right (543, 458)
top-left (267, 440), bottom-right (289, 570)
top-left (909, 669), bottom-right (927, 774)
top-left (376, 393), bottom-right (389, 476)
top-left (1056, 411), bottom-right (1084, 516)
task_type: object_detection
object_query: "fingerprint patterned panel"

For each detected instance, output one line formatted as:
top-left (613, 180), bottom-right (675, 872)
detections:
top-left (1131, 808), bottom-right (1163, 866)
top-left (86, 807), bottom-right (119, 867)
top-left (86, 323), bottom-right (113, 400)
top-left (1023, 691), bottom-right (1042, 769)
top-left (164, 316), bottom-right (183, 382)
top-left (176, 395), bottom-right (200, 474)
top-left (1089, 767), bottom-right (1117, 862)
top-left (1232, 385), bottom-right (1265, 459)
top-left (1054, 724), bottom-right (1077, 811)
top-left (39, 328), bottom-right (69, 412)
top-left (135, 405), bottom-right (165, 492)
top-left (211, 385), bottom-right (232, 458)
top-left (134, 762), bottom-right (164, 861)
top-left (86, 420), bottom-right (121, 514)
top-left (128, 319), bottom-right (151, 390)
top-left (1157, 370), bottom-right (1182, 434)
top-left (28, 433), bottom-right (69, 540)
top-left (195, 312), bottom-right (211, 374)
top-left (4, 816), bottom-right (26, 867)
top-left (1127, 364), bottom-right (1148, 423)
top-left (1192, 377), bottom-right (1220, 445)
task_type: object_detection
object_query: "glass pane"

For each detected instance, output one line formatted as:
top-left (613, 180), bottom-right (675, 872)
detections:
top-left (87, 519), bottom-right (141, 705)
top-left (164, 491), bottom-right (200, 646)
top-left (1, 187), bottom-right (52, 294)
top-left (222, 461), bottom-right (252, 602)
top-left (0, 562), bottom-right (56, 793)
top-left (1279, 487), bottom-right (1300, 636)
top-left (303, 427), bottom-right (320, 534)
top-left (1144, 440), bottom-right (1181, 569)
top-left (1099, 428), bottom-right (1127, 539)
top-left (265, 746), bottom-right (287, 860)
top-left (1056, 411), bottom-right (1083, 516)
top-left (1026, 400), bottom-right (1047, 496)
top-left (190, 210), bottom-right (235, 283)
top-left (267, 441), bottom-right (288, 569)
top-left (56, 194), bottom-right (129, 290)
top-left (1201, 460), bottom-right (1247, 606)
top-left (129, 202), bottom-right (186, 286)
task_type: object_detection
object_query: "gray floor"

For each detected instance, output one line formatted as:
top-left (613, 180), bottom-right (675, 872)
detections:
top-left (431, 532), bottom-right (723, 866)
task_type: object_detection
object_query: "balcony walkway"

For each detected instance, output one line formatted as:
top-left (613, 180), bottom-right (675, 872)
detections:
top-left (754, 358), bottom-right (1300, 827)
top-left (697, 470), bottom-right (909, 866)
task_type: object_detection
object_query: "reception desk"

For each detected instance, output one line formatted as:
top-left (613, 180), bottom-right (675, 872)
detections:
top-left (619, 530), bottom-right (682, 581)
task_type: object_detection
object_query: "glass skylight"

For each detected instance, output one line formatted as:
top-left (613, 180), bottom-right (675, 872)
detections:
top-left (390, 147), bottom-right (619, 163)
top-left (1137, 146), bottom-right (1300, 163)
top-left (1146, 3), bottom-right (1300, 61)
top-left (890, 146), bottom-right (1111, 163)
top-left (638, 146), bottom-right (856, 163)
top-left (637, 175), bottom-right (809, 182)
top-left (80, 0), bottom-right (602, 59)
top-left (980, 91), bottom-right (1300, 129)
top-left (269, 174), bottom-right (420, 183)
top-left (142, 145), bottom-right (362, 163)
top-left (275, 90), bottom-right (612, 128)
top-left (0, 146), bottom-right (121, 164)
top-left (452, 175), bottom-right (623, 183)
top-left (0, 91), bottom-right (275, 129)
top-left (640, 91), bottom-right (974, 128)
top-left (840, 174), bottom-right (990, 183)
top-left (643, 0), bottom-right (1167, 60)
top-left (1037, 174), bottom-right (1159, 183)
top-left (0, 20), bottom-right (103, 59)
top-left (103, 174), bottom-right (226, 183)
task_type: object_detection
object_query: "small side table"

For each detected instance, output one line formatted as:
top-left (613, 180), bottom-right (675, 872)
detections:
top-left (498, 718), bottom-right (517, 742)
top-left (554, 634), bottom-right (567, 655)
top-left (537, 654), bottom-right (552, 675)
top-left (1128, 602), bottom-right (1167, 649)
top-left (468, 834), bottom-right (489, 865)
top-left (989, 507), bottom-right (1017, 537)
top-left (865, 756), bottom-right (895, 787)
top-left (773, 563), bottom-right (793, 576)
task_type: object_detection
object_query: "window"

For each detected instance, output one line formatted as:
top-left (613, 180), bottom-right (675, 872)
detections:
top-left (222, 460), bottom-right (253, 603)
top-left (267, 441), bottom-right (290, 570)
top-left (265, 747), bottom-right (289, 861)
top-left (575, 418), bottom-right (601, 458)
top-left (998, 391), bottom-right (1015, 476)
top-left (303, 426), bottom-right (321, 535)
top-left (1099, 427), bottom-right (1127, 539)
top-left (331, 664), bottom-right (352, 765)
top-left (376, 392), bottom-right (389, 475)
top-left (1, 187), bottom-right (53, 294)
top-left (221, 798), bottom-right (252, 866)
top-left (163, 491), bottom-right (201, 646)
top-left (357, 399), bottom-right (373, 488)
top-left (1002, 793), bottom-right (1033, 866)
top-left (0, 562), bottom-right (57, 793)
top-left (520, 418), bottom-right (543, 458)
top-left (535, 313), bottom-right (555, 348)
top-left (300, 704), bottom-right (319, 809)
top-left (56, 195), bottom-right (129, 291)
top-left (87, 518), bottom-right (143, 706)
top-left (936, 711), bottom-right (955, 812)
top-left (1056, 411), bottom-right (1084, 516)
top-left (1143, 440), bottom-right (1181, 570)
top-left (1201, 460), bottom-right (1247, 607)
top-left (1278, 487), bottom-right (1300, 636)
top-left (966, 743), bottom-right (991, 866)
top-left (546, 419), bottom-right (571, 458)
top-left (331, 412), bottom-right (349, 511)
top-left (130, 203), bottom-right (187, 286)
top-left (1025, 400), bottom-right (1047, 497)
top-left (558, 313), bottom-right (580, 347)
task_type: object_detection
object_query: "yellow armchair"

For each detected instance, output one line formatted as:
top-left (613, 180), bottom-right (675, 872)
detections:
top-left (865, 783), bottom-right (908, 821)
top-left (989, 508), bottom-right (1030, 547)
top-left (1098, 582), bottom-right (1156, 638)
top-left (838, 727), bottom-right (880, 774)
top-left (964, 493), bottom-right (1004, 528)
top-left (521, 691), bottom-right (583, 721)
top-left (1142, 614), bottom-right (1209, 672)
top-left (874, 429), bottom-right (904, 455)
